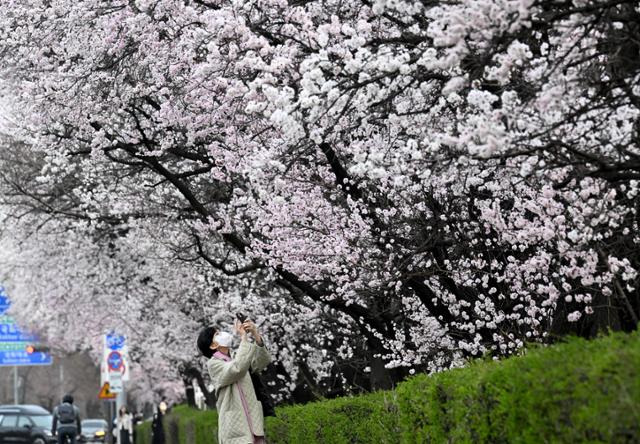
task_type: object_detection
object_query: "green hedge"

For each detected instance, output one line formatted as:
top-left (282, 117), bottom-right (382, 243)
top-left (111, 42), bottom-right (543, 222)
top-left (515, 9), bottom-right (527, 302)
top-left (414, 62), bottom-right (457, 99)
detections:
top-left (137, 331), bottom-right (640, 443)
top-left (135, 405), bottom-right (219, 444)
top-left (136, 417), bottom-right (152, 444)
top-left (266, 389), bottom-right (400, 443)
top-left (397, 331), bottom-right (640, 443)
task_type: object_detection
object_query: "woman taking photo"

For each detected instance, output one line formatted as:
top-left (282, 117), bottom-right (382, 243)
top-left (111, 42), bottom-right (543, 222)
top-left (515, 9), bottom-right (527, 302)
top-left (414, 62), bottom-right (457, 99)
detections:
top-left (197, 318), bottom-right (271, 444)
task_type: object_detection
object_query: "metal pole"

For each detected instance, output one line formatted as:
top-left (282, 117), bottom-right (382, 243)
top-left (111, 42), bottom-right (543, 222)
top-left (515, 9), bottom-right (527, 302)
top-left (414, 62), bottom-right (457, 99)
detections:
top-left (13, 366), bottom-right (18, 404)
top-left (116, 386), bottom-right (125, 413)
top-left (106, 401), bottom-right (110, 444)
top-left (59, 361), bottom-right (64, 401)
top-left (107, 400), bottom-right (114, 444)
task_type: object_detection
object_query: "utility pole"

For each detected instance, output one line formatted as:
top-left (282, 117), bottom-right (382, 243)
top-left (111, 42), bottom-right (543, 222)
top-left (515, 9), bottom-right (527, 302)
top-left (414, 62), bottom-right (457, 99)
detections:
top-left (13, 366), bottom-right (18, 404)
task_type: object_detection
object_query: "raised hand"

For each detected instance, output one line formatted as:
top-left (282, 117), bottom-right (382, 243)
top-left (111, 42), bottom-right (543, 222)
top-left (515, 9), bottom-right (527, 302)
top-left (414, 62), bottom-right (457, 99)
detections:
top-left (242, 320), bottom-right (263, 345)
top-left (234, 319), bottom-right (248, 339)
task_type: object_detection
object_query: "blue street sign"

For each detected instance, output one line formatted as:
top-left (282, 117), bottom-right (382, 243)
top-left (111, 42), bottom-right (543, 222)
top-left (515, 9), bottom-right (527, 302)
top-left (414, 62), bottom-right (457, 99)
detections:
top-left (0, 332), bottom-right (37, 342)
top-left (0, 287), bottom-right (52, 367)
top-left (0, 318), bottom-right (37, 342)
top-left (106, 334), bottom-right (126, 350)
top-left (0, 291), bottom-right (9, 315)
top-left (1, 288), bottom-right (11, 316)
top-left (0, 350), bottom-right (53, 366)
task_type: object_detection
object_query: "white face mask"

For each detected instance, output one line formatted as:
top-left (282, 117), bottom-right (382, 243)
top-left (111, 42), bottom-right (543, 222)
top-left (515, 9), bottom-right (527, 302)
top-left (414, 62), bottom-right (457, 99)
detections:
top-left (213, 331), bottom-right (234, 348)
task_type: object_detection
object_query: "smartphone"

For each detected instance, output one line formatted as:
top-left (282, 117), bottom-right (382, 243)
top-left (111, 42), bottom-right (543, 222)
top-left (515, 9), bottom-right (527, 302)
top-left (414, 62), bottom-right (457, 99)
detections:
top-left (236, 312), bottom-right (247, 323)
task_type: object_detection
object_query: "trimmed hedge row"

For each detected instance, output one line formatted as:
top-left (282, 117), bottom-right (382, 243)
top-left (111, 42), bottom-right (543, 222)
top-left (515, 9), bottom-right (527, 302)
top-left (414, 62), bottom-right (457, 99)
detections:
top-left (137, 331), bottom-right (640, 443)
top-left (135, 405), bottom-right (219, 444)
top-left (397, 332), bottom-right (640, 443)
top-left (266, 390), bottom-right (400, 443)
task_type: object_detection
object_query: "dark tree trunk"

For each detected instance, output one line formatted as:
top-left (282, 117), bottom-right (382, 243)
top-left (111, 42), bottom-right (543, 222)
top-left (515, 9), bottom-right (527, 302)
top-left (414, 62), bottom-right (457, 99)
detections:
top-left (183, 378), bottom-right (196, 408)
top-left (183, 366), bottom-right (216, 408)
top-left (367, 350), bottom-right (393, 390)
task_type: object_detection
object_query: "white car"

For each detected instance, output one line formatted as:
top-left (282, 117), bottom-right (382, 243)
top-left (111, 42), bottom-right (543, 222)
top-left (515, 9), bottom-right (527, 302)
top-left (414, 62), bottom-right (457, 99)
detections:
top-left (79, 419), bottom-right (107, 443)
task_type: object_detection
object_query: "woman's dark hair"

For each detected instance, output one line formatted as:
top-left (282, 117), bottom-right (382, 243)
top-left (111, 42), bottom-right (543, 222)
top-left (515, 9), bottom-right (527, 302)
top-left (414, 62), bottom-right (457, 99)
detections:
top-left (197, 326), bottom-right (218, 358)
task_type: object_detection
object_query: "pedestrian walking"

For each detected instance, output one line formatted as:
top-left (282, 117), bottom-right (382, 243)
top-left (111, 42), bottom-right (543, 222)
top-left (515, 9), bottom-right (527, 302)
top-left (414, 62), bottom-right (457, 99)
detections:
top-left (116, 406), bottom-right (134, 444)
top-left (52, 394), bottom-right (82, 444)
top-left (197, 318), bottom-right (271, 444)
top-left (151, 401), bottom-right (167, 444)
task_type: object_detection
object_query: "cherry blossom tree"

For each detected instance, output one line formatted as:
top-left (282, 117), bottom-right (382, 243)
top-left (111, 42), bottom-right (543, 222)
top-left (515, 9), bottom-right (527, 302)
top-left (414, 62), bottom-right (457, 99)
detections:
top-left (0, 0), bottom-right (638, 400)
top-left (0, 130), bottom-right (352, 402)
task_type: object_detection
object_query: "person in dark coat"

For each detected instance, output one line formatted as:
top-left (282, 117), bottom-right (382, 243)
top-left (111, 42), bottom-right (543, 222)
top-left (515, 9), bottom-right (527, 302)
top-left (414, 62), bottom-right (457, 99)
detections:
top-left (151, 401), bottom-right (167, 444)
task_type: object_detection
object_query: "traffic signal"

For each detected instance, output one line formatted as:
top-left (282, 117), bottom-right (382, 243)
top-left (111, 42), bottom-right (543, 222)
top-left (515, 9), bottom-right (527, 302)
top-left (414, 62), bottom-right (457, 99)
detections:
top-left (25, 344), bottom-right (50, 354)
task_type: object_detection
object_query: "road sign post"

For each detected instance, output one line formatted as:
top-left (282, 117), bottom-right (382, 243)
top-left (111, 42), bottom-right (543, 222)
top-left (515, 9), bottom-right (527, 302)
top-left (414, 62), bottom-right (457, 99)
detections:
top-left (98, 382), bottom-right (117, 444)
top-left (103, 333), bottom-right (129, 415)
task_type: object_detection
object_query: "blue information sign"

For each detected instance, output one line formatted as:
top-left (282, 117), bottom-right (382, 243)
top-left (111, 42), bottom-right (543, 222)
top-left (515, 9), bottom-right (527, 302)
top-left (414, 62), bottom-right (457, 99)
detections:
top-left (0, 350), bottom-right (53, 366)
top-left (0, 288), bottom-right (9, 315)
top-left (0, 329), bottom-right (37, 343)
top-left (106, 334), bottom-right (126, 351)
top-left (0, 287), bottom-right (53, 366)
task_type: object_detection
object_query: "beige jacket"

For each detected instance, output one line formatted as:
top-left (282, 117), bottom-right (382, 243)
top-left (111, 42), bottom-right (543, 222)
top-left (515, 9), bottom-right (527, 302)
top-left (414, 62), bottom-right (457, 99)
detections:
top-left (116, 413), bottom-right (133, 434)
top-left (207, 339), bottom-right (271, 444)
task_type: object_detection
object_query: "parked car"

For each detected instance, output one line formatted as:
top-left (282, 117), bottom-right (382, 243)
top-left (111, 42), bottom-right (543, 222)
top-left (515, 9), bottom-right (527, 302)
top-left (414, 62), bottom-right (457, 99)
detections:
top-left (79, 419), bottom-right (107, 443)
top-left (0, 404), bottom-right (56, 444)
